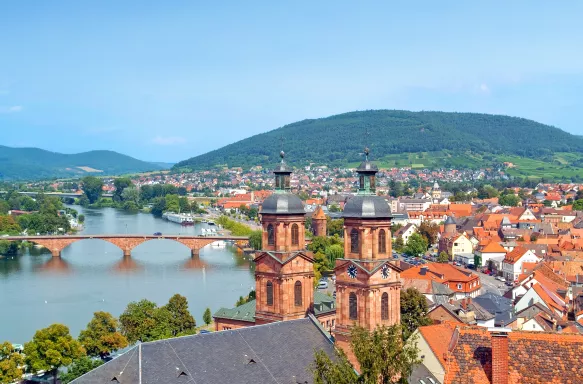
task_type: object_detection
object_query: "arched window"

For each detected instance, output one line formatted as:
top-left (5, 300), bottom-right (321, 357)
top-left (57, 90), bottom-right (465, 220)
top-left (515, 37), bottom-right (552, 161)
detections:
top-left (266, 281), bottom-right (273, 306)
top-left (267, 224), bottom-right (275, 245)
top-left (291, 224), bottom-right (299, 246)
top-left (378, 229), bottom-right (386, 254)
top-left (381, 292), bottom-right (389, 320)
top-left (349, 292), bottom-right (358, 320)
top-left (350, 229), bottom-right (359, 253)
top-left (294, 281), bottom-right (302, 306)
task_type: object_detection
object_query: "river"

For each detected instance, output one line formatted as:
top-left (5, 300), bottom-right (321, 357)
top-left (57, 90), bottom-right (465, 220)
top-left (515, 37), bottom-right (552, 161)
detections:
top-left (0, 206), bottom-right (255, 344)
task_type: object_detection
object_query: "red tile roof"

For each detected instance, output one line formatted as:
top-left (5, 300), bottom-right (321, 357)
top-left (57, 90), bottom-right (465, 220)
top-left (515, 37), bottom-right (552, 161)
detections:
top-left (503, 246), bottom-right (530, 264)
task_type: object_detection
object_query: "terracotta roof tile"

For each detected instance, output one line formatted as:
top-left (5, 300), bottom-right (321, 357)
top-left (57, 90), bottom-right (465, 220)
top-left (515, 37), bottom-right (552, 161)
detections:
top-left (480, 241), bottom-right (507, 254)
top-left (418, 322), bottom-right (456, 368)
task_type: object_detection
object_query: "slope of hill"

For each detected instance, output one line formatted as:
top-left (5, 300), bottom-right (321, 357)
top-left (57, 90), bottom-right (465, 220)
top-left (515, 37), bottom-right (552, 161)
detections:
top-left (174, 110), bottom-right (583, 174)
top-left (0, 146), bottom-right (166, 180)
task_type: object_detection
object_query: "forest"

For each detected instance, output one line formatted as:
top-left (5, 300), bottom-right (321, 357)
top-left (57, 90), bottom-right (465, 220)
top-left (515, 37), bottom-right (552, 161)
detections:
top-left (174, 110), bottom-right (583, 171)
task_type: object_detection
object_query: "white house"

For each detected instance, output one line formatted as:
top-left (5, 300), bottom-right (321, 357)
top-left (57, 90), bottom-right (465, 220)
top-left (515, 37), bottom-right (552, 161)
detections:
top-left (501, 247), bottom-right (541, 282)
top-left (393, 223), bottom-right (417, 244)
top-left (475, 241), bottom-right (507, 271)
top-left (514, 284), bottom-right (567, 319)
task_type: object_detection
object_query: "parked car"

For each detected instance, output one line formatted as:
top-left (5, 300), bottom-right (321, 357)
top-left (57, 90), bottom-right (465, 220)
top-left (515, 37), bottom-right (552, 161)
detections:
top-left (153, 232), bottom-right (162, 236)
top-left (496, 276), bottom-right (505, 282)
top-left (317, 281), bottom-right (328, 289)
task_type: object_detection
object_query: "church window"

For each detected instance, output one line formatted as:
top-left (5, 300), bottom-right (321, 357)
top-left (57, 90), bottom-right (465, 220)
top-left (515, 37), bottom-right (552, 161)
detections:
top-left (378, 229), bottom-right (386, 254)
top-left (381, 292), bottom-right (389, 320)
top-left (267, 224), bottom-right (275, 245)
top-left (291, 224), bottom-right (299, 245)
top-left (349, 292), bottom-right (358, 320)
top-left (266, 281), bottom-right (273, 306)
top-left (350, 229), bottom-right (359, 253)
top-left (294, 281), bottom-right (302, 306)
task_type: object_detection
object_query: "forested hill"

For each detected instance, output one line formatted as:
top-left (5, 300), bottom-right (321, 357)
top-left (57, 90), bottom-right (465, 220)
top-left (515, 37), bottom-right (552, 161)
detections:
top-left (0, 146), bottom-right (166, 180)
top-left (174, 110), bottom-right (583, 171)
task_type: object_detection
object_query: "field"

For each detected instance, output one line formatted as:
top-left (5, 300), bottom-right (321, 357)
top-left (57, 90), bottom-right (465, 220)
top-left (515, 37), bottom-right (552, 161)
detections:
top-left (498, 153), bottom-right (583, 179)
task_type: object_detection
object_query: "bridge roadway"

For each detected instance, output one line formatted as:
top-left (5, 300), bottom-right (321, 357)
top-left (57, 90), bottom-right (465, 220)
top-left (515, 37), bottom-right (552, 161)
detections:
top-left (3, 235), bottom-right (249, 257)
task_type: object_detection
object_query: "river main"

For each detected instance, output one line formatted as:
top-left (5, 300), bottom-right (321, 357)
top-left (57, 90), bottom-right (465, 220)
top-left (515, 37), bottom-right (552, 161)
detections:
top-left (0, 206), bottom-right (255, 343)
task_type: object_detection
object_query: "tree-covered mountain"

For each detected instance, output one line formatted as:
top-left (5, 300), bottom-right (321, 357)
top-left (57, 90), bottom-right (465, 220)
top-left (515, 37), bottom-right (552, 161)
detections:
top-left (174, 110), bottom-right (583, 171)
top-left (0, 146), bottom-right (167, 180)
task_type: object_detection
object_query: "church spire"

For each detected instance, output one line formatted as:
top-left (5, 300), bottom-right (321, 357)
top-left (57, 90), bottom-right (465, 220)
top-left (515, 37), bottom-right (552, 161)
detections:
top-left (356, 147), bottom-right (378, 195)
top-left (273, 150), bottom-right (292, 193)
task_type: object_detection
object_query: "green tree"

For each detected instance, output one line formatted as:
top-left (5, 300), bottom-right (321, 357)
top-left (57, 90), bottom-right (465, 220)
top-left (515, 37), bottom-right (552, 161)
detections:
top-left (179, 197), bottom-right (190, 212)
top-left (312, 325), bottom-right (420, 384)
top-left (119, 299), bottom-right (159, 344)
top-left (437, 251), bottom-right (450, 263)
top-left (203, 308), bottom-right (212, 326)
top-left (60, 357), bottom-right (104, 384)
top-left (151, 197), bottom-right (166, 217)
top-left (403, 233), bottom-right (428, 257)
top-left (325, 244), bottom-right (344, 266)
top-left (327, 218), bottom-right (344, 237)
top-left (81, 177), bottom-right (103, 204)
top-left (573, 199), bottom-right (583, 211)
top-left (121, 186), bottom-right (140, 205)
top-left (0, 201), bottom-right (9, 215)
top-left (0, 215), bottom-right (21, 235)
top-left (393, 237), bottom-right (404, 252)
top-left (0, 341), bottom-right (24, 384)
top-left (78, 214), bottom-right (85, 223)
top-left (165, 194), bottom-right (180, 213)
top-left (328, 204), bottom-right (340, 212)
top-left (23, 324), bottom-right (85, 384)
top-left (499, 193), bottom-right (520, 207)
top-left (113, 177), bottom-right (133, 202)
top-left (308, 236), bottom-right (331, 255)
top-left (78, 311), bottom-right (128, 358)
top-left (400, 287), bottom-right (432, 340)
top-left (163, 294), bottom-right (196, 337)
top-left (0, 240), bottom-right (18, 255)
top-left (249, 230), bottom-right (262, 250)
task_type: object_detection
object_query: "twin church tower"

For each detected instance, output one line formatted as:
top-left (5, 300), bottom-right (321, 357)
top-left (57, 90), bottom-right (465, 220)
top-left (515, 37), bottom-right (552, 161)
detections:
top-left (215, 149), bottom-right (402, 362)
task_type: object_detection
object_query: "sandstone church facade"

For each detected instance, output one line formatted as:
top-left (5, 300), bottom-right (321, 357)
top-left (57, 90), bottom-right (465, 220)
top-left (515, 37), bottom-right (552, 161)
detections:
top-left (214, 149), bottom-right (402, 363)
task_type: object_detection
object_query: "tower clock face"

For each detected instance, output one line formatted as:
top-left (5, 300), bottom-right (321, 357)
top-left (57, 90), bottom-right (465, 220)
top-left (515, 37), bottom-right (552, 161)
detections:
top-left (347, 265), bottom-right (358, 279)
top-left (381, 264), bottom-right (390, 279)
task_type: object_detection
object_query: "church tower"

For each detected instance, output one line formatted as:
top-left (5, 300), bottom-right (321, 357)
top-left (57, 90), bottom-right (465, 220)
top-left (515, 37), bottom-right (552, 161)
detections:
top-left (432, 181), bottom-right (442, 203)
top-left (311, 205), bottom-right (327, 237)
top-left (254, 151), bottom-right (315, 325)
top-left (334, 148), bottom-right (402, 365)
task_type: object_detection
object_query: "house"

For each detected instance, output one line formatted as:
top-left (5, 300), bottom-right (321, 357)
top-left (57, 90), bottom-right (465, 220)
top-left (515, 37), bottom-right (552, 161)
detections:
top-left (472, 292), bottom-right (514, 327)
top-left (474, 241), bottom-right (507, 271)
top-left (501, 247), bottom-right (541, 282)
top-left (428, 297), bottom-right (495, 328)
top-left (401, 263), bottom-right (482, 300)
top-left (393, 223), bottom-right (417, 244)
top-left (514, 283), bottom-right (568, 319)
top-left (410, 322), bottom-right (456, 383)
top-left (71, 317), bottom-right (335, 384)
top-left (439, 232), bottom-right (474, 263)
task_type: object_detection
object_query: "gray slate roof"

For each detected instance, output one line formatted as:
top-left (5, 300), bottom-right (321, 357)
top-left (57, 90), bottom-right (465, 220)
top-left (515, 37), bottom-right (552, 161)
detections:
top-left (343, 195), bottom-right (391, 219)
top-left (72, 317), bottom-right (335, 384)
top-left (261, 193), bottom-right (305, 215)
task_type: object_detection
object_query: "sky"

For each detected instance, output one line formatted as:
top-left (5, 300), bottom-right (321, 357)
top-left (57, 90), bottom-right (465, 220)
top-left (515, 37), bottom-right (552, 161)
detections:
top-left (1, 1), bottom-right (582, 162)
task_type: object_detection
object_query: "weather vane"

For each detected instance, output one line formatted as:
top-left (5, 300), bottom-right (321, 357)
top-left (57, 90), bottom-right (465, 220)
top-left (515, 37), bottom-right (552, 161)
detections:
top-left (364, 127), bottom-right (371, 161)
top-left (279, 135), bottom-right (285, 161)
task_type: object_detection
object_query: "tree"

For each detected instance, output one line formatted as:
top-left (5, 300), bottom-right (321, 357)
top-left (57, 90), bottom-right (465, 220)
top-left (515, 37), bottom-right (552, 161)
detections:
top-left (0, 200), bottom-right (9, 215)
top-left (403, 233), bottom-right (428, 257)
top-left (81, 176), bottom-right (103, 204)
top-left (393, 237), bottom-right (404, 252)
top-left (499, 193), bottom-right (520, 207)
top-left (165, 194), bottom-right (180, 213)
top-left (437, 251), bottom-right (450, 263)
top-left (417, 221), bottom-right (439, 246)
top-left (119, 299), bottom-right (159, 344)
top-left (308, 236), bottom-right (331, 255)
top-left (151, 197), bottom-right (166, 217)
top-left (163, 294), bottom-right (196, 337)
top-left (113, 177), bottom-right (133, 202)
top-left (328, 204), bottom-right (340, 212)
top-left (312, 325), bottom-right (420, 384)
top-left (249, 230), bottom-right (262, 250)
top-left (60, 357), bottom-right (104, 384)
top-left (327, 218), bottom-right (344, 237)
top-left (400, 288), bottom-right (432, 340)
top-left (0, 341), bottom-right (24, 384)
top-left (23, 324), bottom-right (85, 384)
top-left (0, 215), bottom-right (21, 235)
top-left (121, 186), bottom-right (140, 205)
top-left (573, 199), bottom-right (583, 211)
top-left (325, 244), bottom-right (344, 265)
top-left (78, 214), bottom-right (85, 223)
top-left (78, 311), bottom-right (128, 358)
top-left (203, 308), bottom-right (212, 326)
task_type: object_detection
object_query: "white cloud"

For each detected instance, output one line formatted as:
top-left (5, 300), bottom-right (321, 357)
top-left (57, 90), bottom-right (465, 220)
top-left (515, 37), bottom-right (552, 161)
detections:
top-left (479, 83), bottom-right (490, 94)
top-left (151, 136), bottom-right (187, 145)
top-left (0, 105), bottom-right (23, 113)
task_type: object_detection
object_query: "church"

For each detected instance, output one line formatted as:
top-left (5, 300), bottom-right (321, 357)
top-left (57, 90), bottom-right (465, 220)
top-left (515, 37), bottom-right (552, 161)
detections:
top-left (214, 148), bottom-right (402, 365)
top-left (72, 149), bottom-right (401, 383)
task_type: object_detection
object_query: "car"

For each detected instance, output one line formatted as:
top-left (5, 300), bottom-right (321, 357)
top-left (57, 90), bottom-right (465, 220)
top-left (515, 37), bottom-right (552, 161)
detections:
top-left (153, 232), bottom-right (162, 236)
top-left (317, 281), bottom-right (328, 289)
top-left (496, 276), bottom-right (505, 282)
top-left (199, 330), bottom-right (210, 334)
top-left (505, 281), bottom-right (514, 286)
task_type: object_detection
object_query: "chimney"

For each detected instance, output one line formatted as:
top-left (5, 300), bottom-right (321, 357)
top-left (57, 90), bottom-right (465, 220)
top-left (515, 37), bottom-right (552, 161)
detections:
top-left (490, 329), bottom-right (510, 384)
top-left (420, 266), bottom-right (428, 275)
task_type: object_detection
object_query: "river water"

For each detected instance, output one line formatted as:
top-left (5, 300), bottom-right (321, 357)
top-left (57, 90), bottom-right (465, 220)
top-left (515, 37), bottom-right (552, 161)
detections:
top-left (0, 206), bottom-right (255, 344)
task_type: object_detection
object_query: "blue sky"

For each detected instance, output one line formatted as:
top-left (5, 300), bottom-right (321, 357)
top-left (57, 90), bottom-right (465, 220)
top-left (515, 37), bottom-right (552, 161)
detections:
top-left (1, 1), bottom-right (582, 162)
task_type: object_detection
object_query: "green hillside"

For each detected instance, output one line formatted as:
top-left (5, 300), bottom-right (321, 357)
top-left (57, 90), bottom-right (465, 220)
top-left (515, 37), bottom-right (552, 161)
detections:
top-left (0, 146), bottom-right (166, 180)
top-left (174, 110), bottom-right (583, 175)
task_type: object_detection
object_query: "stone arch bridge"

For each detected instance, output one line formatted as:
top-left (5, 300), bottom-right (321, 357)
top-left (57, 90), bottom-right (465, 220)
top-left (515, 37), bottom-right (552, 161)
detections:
top-left (2, 235), bottom-right (249, 257)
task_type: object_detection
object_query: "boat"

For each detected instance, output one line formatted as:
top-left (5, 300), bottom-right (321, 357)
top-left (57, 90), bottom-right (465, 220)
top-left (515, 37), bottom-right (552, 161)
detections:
top-left (207, 221), bottom-right (216, 226)
top-left (162, 212), bottom-right (195, 226)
